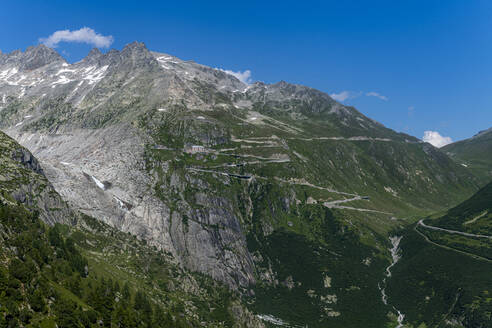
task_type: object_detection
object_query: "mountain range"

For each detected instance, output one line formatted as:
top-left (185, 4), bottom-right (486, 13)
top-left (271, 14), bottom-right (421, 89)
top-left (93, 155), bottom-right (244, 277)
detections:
top-left (0, 42), bottom-right (490, 327)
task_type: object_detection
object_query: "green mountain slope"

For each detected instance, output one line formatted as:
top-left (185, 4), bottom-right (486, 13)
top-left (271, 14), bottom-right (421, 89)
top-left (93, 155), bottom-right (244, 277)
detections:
top-left (385, 181), bottom-right (492, 327)
top-left (0, 201), bottom-right (265, 327)
top-left (415, 181), bottom-right (492, 262)
top-left (433, 181), bottom-right (492, 235)
top-left (443, 127), bottom-right (492, 184)
top-left (387, 227), bottom-right (492, 328)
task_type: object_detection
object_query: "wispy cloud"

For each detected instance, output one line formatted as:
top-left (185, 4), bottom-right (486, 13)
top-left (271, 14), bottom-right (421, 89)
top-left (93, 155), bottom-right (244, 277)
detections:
top-left (330, 90), bottom-right (388, 102)
top-left (365, 91), bottom-right (388, 101)
top-left (39, 27), bottom-right (114, 48)
top-left (329, 91), bottom-right (352, 102)
top-left (219, 69), bottom-right (252, 84)
top-left (422, 131), bottom-right (453, 148)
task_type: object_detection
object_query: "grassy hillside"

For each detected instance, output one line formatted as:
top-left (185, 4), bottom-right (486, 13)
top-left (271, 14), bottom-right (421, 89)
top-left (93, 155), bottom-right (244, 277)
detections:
top-left (385, 183), bottom-right (492, 327)
top-left (433, 181), bottom-right (492, 235)
top-left (414, 182), bottom-right (492, 263)
top-left (443, 128), bottom-right (492, 185)
top-left (387, 227), bottom-right (492, 328)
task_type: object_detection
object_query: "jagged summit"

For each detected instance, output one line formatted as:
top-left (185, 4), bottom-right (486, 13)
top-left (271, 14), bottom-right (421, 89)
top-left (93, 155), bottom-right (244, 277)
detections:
top-left (0, 41), bottom-right (356, 118)
top-left (84, 47), bottom-right (102, 60)
top-left (22, 44), bottom-right (65, 70)
top-left (0, 41), bottom-right (444, 138)
top-left (123, 40), bottom-right (148, 50)
top-left (0, 44), bottom-right (65, 71)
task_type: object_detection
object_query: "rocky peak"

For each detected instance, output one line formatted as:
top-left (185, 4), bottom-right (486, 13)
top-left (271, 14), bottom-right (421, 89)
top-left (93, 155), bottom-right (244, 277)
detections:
top-left (0, 49), bottom-right (21, 66)
top-left (244, 80), bottom-right (344, 115)
top-left (79, 47), bottom-right (104, 66)
top-left (123, 41), bottom-right (148, 51)
top-left (110, 41), bottom-right (158, 71)
top-left (19, 44), bottom-right (65, 71)
top-left (87, 47), bottom-right (103, 59)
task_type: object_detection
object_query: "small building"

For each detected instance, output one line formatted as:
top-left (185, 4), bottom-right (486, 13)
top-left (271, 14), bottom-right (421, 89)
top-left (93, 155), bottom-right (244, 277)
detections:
top-left (185, 145), bottom-right (206, 154)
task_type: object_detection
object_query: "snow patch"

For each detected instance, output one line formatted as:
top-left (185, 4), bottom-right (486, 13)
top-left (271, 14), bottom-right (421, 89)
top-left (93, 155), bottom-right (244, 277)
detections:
top-left (51, 75), bottom-right (73, 86)
top-left (0, 67), bottom-right (18, 80)
top-left (56, 68), bottom-right (76, 75)
top-left (156, 55), bottom-right (179, 64)
top-left (156, 55), bottom-right (180, 69)
top-left (84, 65), bottom-right (108, 84)
top-left (91, 175), bottom-right (106, 190)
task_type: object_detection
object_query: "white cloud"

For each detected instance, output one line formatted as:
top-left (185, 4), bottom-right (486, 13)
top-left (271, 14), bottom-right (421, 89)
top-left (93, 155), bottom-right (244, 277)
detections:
top-left (330, 90), bottom-right (388, 102)
top-left (366, 91), bottom-right (388, 101)
top-left (219, 69), bottom-right (252, 84)
top-left (330, 91), bottom-right (353, 102)
top-left (39, 27), bottom-right (114, 48)
top-left (422, 131), bottom-right (453, 148)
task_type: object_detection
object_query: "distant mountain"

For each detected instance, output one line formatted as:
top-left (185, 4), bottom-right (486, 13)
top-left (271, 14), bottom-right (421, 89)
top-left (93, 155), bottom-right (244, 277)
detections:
top-left (0, 42), bottom-right (484, 327)
top-left (443, 127), bottom-right (492, 184)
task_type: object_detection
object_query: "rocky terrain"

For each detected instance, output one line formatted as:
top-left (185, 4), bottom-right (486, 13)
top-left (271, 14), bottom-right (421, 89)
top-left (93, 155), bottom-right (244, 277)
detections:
top-left (0, 42), bottom-right (488, 327)
top-left (0, 130), bottom-right (263, 327)
top-left (0, 131), bottom-right (72, 225)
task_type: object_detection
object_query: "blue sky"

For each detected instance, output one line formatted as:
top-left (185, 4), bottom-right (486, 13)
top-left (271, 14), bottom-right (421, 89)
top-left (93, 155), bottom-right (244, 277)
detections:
top-left (1, 0), bottom-right (491, 144)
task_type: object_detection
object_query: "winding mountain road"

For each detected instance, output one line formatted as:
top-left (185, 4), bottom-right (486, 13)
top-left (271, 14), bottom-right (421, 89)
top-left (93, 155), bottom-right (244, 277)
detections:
top-left (415, 223), bottom-right (492, 263)
top-left (322, 196), bottom-right (392, 214)
top-left (418, 220), bottom-right (492, 239)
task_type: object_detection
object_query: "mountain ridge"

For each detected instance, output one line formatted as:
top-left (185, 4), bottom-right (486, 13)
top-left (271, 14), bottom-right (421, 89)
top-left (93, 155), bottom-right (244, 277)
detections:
top-left (443, 126), bottom-right (492, 184)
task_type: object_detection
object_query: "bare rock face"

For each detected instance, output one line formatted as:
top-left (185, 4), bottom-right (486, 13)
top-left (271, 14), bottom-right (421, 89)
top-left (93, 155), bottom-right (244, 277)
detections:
top-left (5, 122), bottom-right (256, 289)
top-left (0, 131), bottom-right (73, 225)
